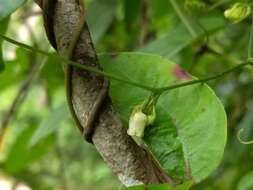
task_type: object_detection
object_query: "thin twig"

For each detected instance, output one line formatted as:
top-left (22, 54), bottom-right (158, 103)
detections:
top-left (0, 59), bottom-right (45, 138)
top-left (157, 61), bottom-right (252, 93)
top-left (139, 0), bottom-right (149, 46)
top-left (169, 0), bottom-right (197, 38)
top-left (0, 21), bottom-right (44, 140)
top-left (208, 0), bottom-right (228, 11)
top-left (248, 14), bottom-right (253, 59)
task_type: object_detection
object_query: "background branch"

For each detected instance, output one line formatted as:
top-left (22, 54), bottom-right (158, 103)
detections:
top-left (0, 58), bottom-right (44, 142)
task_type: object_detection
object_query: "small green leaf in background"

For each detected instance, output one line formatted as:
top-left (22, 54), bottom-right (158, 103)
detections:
top-left (140, 12), bottom-right (224, 60)
top-left (87, 0), bottom-right (118, 44)
top-left (237, 171), bottom-right (253, 190)
top-left (99, 53), bottom-right (227, 183)
top-left (140, 25), bottom-right (192, 59)
top-left (3, 126), bottom-right (54, 173)
top-left (0, 0), bottom-right (27, 19)
top-left (0, 17), bottom-right (9, 73)
top-left (29, 103), bottom-right (69, 147)
top-left (0, 48), bottom-right (30, 90)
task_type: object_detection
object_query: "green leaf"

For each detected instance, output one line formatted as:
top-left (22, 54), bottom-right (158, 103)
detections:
top-left (174, 181), bottom-right (193, 190)
top-left (29, 103), bottom-right (69, 147)
top-left (99, 53), bottom-right (227, 183)
top-left (3, 126), bottom-right (54, 173)
top-left (87, 0), bottom-right (118, 44)
top-left (140, 25), bottom-right (192, 59)
top-left (140, 12), bottom-right (224, 59)
top-left (0, 48), bottom-right (29, 90)
top-left (0, 17), bottom-right (9, 73)
top-left (237, 171), bottom-right (253, 190)
top-left (0, 0), bottom-right (26, 20)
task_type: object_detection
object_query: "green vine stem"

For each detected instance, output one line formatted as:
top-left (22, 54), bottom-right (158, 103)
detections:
top-left (237, 128), bottom-right (253, 145)
top-left (169, 0), bottom-right (197, 38)
top-left (0, 33), bottom-right (252, 96)
top-left (0, 34), bottom-right (156, 92)
top-left (156, 61), bottom-right (252, 94)
top-left (248, 14), bottom-right (253, 59)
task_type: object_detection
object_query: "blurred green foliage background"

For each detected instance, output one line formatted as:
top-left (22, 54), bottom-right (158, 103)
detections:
top-left (0, 0), bottom-right (253, 189)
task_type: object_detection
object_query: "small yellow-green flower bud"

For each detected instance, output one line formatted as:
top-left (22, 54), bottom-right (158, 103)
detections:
top-left (127, 94), bottom-right (157, 143)
top-left (184, 0), bottom-right (206, 12)
top-left (224, 3), bottom-right (251, 23)
top-left (128, 111), bottom-right (148, 138)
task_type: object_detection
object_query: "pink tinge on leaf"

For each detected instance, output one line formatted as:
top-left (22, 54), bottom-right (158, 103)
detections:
top-left (172, 65), bottom-right (191, 80)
